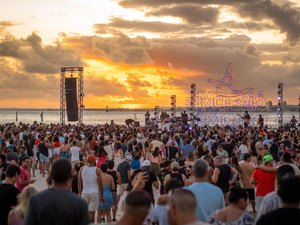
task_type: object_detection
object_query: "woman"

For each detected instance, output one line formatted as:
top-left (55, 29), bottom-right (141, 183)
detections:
top-left (96, 146), bottom-right (108, 168)
top-left (208, 186), bottom-right (254, 225)
top-left (149, 147), bottom-right (162, 176)
top-left (239, 139), bottom-right (249, 159)
top-left (52, 136), bottom-right (61, 161)
top-left (8, 186), bottom-right (38, 225)
top-left (97, 163), bottom-right (115, 223)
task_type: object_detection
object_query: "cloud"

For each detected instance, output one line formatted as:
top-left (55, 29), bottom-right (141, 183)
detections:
top-left (118, 0), bottom-right (300, 45)
top-left (65, 33), bottom-right (152, 65)
top-left (0, 32), bottom-right (83, 74)
top-left (147, 5), bottom-right (219, 25)
top-left (94, 17), bottom-right (189, 33)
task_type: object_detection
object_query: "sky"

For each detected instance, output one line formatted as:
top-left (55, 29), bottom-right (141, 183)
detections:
top-left (1, 0), bottom-right (300, 109)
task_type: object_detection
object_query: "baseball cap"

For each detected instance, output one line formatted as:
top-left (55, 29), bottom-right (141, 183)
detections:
top-left (171, 161), bottom-right (179, 170)
top-left (142, 160), bottom-right (151, 167)
top-left (125, 155), bottom-right (132, 161)
top-left (263, 154), bottom-right (273, 164)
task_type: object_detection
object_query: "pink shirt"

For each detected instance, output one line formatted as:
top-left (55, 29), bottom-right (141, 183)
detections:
top-left (15, 165), bottom-right (29, 192)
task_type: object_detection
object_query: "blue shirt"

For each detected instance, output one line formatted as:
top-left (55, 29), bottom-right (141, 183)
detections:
top-left (186, 182), bottom-right (225, 222)
top-left (182, 144), bottom-right (195, 160)
top-left (130, 159), bottom-right (140, 170)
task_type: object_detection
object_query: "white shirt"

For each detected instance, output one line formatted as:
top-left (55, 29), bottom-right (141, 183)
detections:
top-left (104, 144), bottom-right (114, 160)
top-left (70, 146), bottom-right (80, 161)
top-left (239, 144), bottom-right (249, 154)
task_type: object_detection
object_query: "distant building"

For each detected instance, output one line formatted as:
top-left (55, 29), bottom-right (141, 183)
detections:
top-left (283, 101), bottom-right (287, 111)
top-left (266, 101), bottom-right (273, 111)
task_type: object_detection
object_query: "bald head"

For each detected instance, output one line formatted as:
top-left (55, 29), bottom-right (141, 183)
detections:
top-left (169, 189), bottom-right (197, 213)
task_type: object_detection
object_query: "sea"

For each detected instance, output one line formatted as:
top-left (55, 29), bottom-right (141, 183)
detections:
top-left (0, 109), bottom-right (298, 128)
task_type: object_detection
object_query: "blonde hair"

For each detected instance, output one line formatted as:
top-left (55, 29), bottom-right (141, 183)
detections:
top-left (15, 186), bottom-right (38, 218)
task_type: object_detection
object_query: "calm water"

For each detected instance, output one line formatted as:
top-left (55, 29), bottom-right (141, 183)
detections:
top-left (0, 109), bottom-right (297, 128)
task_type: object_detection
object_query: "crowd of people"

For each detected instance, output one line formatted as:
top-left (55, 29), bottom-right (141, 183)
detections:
top-left (0, 114), bottom-right (300, 225)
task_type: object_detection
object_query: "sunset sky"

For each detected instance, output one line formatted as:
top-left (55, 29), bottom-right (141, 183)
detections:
top-left (1, 0), bottom-right (300, 109)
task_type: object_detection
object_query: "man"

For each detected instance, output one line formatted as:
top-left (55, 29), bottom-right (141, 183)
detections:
top-left (0, 165), bottom-right (20, 225)
top-left (70, 140), bottom-right (81, 168)
top-left (115, 190), bottom-right (152, 225)
top-left (168, 189), bottom-right (209, 225)
top-left (257, 115), bottom-right (264, 129)
top-left (145, 111), bottom-right (150, 126)
top-left (15, 156), bottom-right (36, 192)
top-left (25, 158), bottom-right (89, 225)
top-left (243, 111), bottom-right (251, 128)
top-left (164, 161), bottom-right (187, 187)
top-left (256, 175), bottom-right (300, 225)
top-left (250, 154), bottom-right (276, 211)
top-left (181, 138), bottom-right (195, 160)
top-left (78, 154), bottom-right (104, 223)
top-left (239, 153), bottom-right (256, 213)
top-left (186, 159), bottom-right (225, 222)
top-left (117, 154), bottom-right (131, 200)
top-left (212, 156), bottom-right (239, 196)
top-left (255, 164), bottom-right (299, 223)
top-left (216, 145), bottom-right (229, 161)
top-left (141, 160), bottom-right (159, 204)
top-left (38, 136), bottom-right (50, 177)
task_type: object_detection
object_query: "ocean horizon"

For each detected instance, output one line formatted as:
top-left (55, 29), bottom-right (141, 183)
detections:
top-left (0, 109), bottom-right (297, 128)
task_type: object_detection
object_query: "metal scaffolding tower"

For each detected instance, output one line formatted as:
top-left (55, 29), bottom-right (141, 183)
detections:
top-left (60, 67), bottom-right (84, 124)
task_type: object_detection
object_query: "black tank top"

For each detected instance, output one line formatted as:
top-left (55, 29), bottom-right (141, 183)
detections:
top-left (216, 164), bottom-right (231, 193)
top-left (170, 172), bottom-right (184, 186)
top-left (107, 170), bottom-right (117, 192)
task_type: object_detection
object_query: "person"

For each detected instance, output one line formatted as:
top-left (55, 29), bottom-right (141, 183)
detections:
top-left (254, 164), bottom-right (298, 223)
top-left (153, 179), bottom-right (184, 225)
top-left (117, 154), bottom-right (131, 201)
top-left (149, 147), bottom-right (162, 176)
top-left (141, 160), bottom-right (159, 204)
top-left (208, 186), bottom-right (254, 225)
top-left (186, 159), bottom-right (225, 222)
top-left (78, 154), bottom-right (104, 223)
top-left (256, 175), bottom-right (300, 225)
top-left (97, 163), bottom-right (115, 224)
top-left (290, 115), bottom-right (297, 128)
top-left (115, 190), bottom-right (152, 225)
top-left (70, 140), bottom-right (81, 168)
top-left (145, 111), bottom-right (150, 126)
top-left (72, 162), bottom-right (83, 194)
top-left (0, 165), bottom-right (21, 225)
top-left (164, 161), bottom-right (187, 187)
top-left (106, 160), bottom-right (121, 222)
top-left (24, 158), bottom-right (89, 225)
top-left (168, 188), bottom-right (209, 225)
top-left (212, 156), bottom-right (239, 196)
top-left (250, 154), bottom-right (276, 211)
top-left (257, 115), bottom-right (264, 129)
top-left (181, 138), bottom-right (195, 160)
top-left (7, 186), bottom-right (38, 225)
top-left (15, 156), bottom-right (36, 192)
top-left (38, 136), bottom-right (50, 177)
top-left (242, 111), bottom-right (251, 128)
top-left (238, 153), bottom-right (256, 213)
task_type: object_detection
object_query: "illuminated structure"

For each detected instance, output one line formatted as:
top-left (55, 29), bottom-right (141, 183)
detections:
top-left (277, 83), bottom-right (283, 127)
top-left (190, 84), bottom-right (196, 125)
top-left (60, 67), bottom-right (84, 124)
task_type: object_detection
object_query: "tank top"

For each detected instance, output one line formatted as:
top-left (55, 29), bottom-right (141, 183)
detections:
top-left (170, 172), bottom-right (184, 186)
top-left (82, 166), bottom-right (99, 193)
top-left (216, 164), bottom-right (231, 193)
top-left (107, 170), bottom-right (117, 192)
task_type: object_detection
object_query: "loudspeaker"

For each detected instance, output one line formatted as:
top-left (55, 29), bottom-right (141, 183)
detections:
top-left (65, 78), bottom-right (78, 121)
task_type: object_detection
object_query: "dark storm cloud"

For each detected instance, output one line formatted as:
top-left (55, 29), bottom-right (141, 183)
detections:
top-left (94, 17), bottom-right (189, 33)
top-left (118, 0), bottom-right (300, 45)
top-left (147, 5), bottom-right (219, 25)
top-left (234, 0), bottom-right (300, 45)
top-left (0, 32), bottom-right (83, 74)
